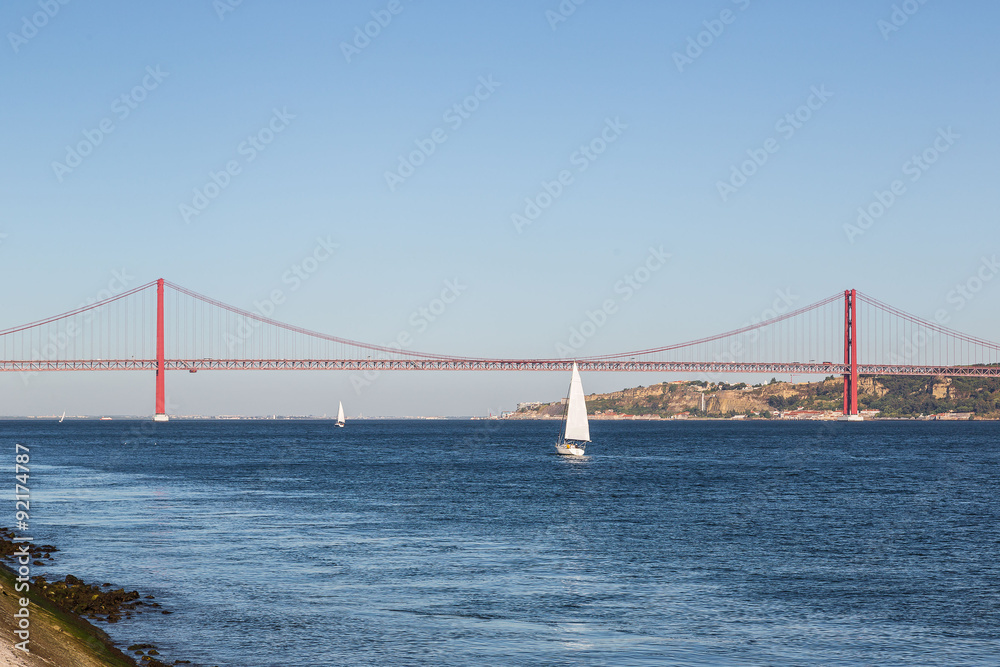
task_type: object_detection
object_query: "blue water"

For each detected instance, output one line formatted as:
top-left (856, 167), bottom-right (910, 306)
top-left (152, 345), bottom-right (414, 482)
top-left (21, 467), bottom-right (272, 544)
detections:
top-left (6, 419), bottom-right (1000, 666)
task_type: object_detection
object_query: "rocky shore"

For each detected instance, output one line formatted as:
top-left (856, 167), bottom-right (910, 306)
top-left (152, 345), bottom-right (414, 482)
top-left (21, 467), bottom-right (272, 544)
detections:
top-left (1, 529), bottom-right (191, 666)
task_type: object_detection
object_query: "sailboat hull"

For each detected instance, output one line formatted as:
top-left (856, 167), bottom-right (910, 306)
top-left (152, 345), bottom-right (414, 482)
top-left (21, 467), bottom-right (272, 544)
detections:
top-left (555, 441), bottom-right (586, 456)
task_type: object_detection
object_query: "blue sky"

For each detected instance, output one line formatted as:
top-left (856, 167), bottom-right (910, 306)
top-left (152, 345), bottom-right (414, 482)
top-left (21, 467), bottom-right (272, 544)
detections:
top-left (1, 1), bottom-right (998, 416)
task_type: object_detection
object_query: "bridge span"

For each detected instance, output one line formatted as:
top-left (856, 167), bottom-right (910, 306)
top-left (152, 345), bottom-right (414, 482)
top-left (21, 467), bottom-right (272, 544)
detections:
top-left (2, 280), bottom-right (998, 419)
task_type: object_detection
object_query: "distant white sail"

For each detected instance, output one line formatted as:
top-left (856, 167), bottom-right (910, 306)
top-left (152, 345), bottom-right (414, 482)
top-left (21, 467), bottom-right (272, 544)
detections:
top-left (337, 401), bottom-right (345, 424)
top-left (563, 363), bottom-right (590, 442)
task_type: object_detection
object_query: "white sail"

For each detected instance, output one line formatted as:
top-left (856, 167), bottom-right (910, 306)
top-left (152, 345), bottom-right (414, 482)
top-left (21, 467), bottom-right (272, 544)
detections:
top-left (563, 363), bottom-right (590, 442)
top-left (337, 401), bottom-right (345, 424)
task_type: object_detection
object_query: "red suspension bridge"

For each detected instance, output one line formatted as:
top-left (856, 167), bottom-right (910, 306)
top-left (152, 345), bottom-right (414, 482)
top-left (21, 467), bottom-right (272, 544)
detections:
top-left (2, 279), bottom-right (999, 420)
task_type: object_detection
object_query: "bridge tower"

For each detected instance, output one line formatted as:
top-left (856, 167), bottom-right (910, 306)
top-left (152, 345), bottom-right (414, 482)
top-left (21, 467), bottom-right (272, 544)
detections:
top-left (154, 278), bottom-right (168, 422)
top-left (842, 288), bottom-right (859, 416)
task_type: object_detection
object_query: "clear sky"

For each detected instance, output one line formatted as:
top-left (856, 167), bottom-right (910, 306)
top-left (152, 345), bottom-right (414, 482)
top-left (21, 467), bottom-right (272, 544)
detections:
top-left (1, 1), bottom-right (998, 417)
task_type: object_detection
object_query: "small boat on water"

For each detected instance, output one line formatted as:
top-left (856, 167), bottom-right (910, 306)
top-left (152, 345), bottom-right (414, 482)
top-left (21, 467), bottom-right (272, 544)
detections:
top-left (335, 401), bottom-right (346, 428)
top-left (555, 362), bottom-right (590, 456)
top-left (58, 411), bottom-right (65, 423)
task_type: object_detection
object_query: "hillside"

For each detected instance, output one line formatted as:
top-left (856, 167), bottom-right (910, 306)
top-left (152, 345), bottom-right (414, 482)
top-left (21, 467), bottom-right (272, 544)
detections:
top-left (509, 375), bottom-right (1000, 420)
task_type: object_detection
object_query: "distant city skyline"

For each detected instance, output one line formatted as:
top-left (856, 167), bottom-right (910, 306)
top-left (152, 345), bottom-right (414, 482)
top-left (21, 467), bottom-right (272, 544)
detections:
top-left (2, 1), bottom-right (998, 416)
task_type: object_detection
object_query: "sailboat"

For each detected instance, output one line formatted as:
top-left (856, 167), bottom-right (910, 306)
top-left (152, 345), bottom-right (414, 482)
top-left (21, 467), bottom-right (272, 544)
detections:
top-left (335, 401), bottom-right (346, 428)
top-left (58, 411), bottom-right (66, 423)
top-left (555, 362), bottom-right (590, 456)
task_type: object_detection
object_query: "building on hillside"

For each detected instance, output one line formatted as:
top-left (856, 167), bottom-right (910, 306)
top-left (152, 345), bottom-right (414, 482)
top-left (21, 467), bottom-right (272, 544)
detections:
top-left (928, 412), bottom-right (974, 420)
top-left (780, 409), bottom-right (825, 420)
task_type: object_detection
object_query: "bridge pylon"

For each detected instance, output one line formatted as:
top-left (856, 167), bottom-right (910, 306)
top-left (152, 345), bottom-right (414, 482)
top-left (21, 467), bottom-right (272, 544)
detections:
top-left (154, 278), bottom-right (168, 422)
top-left (842, 288), bottom-right (859, 417)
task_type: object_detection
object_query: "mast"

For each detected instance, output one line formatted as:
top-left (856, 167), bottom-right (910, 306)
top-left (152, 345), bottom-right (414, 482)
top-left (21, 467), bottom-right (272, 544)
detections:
top-left (560, 371), bottom-right (571, 443)
top-left (559, 363), bottom-right (577, 443)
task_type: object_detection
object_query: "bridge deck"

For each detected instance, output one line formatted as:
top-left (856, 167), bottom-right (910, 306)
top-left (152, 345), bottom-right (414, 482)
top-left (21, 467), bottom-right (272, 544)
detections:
top-left (2, 359), bottom-right (999, 377)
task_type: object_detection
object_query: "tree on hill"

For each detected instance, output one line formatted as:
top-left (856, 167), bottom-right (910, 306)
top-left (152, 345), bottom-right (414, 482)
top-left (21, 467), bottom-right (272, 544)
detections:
top-left (768, 395), bottom-right (793, 410)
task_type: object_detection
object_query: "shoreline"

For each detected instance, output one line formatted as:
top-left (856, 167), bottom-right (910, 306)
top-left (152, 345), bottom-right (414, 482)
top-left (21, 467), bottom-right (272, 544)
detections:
top-left (1, 531), bottom-right (187, 667)
top-left (0, 563), bottom-right (140, 667)
top-left (3, 415), bottom-right (995, 422)
top-left (505, 415), bottom-right (996, 421)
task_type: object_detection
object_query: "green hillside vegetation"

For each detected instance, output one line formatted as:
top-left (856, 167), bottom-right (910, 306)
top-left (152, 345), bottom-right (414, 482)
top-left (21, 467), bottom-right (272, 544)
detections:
top-left (511, 375), bottom-right (1000, 419)
top-left (861, 375), bottom-right (1000, 417)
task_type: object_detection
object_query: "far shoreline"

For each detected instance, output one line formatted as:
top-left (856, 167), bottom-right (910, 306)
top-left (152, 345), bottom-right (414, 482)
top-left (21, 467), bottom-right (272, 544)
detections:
top-left (1, 415), bottom-right (996, 421)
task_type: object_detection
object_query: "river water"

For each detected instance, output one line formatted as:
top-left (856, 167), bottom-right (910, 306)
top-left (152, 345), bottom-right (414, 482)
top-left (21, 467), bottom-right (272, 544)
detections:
top-left (8, 419), bottom-right (1000, 666)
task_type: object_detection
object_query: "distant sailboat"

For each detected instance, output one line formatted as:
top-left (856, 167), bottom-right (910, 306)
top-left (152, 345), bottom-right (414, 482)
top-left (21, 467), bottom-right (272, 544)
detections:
top-left (555, 363), bottom-right (590, 456)
top-left (58, 411), bottom-right (66, 423)
top-left (335, 401), bottom-right (346, 428)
